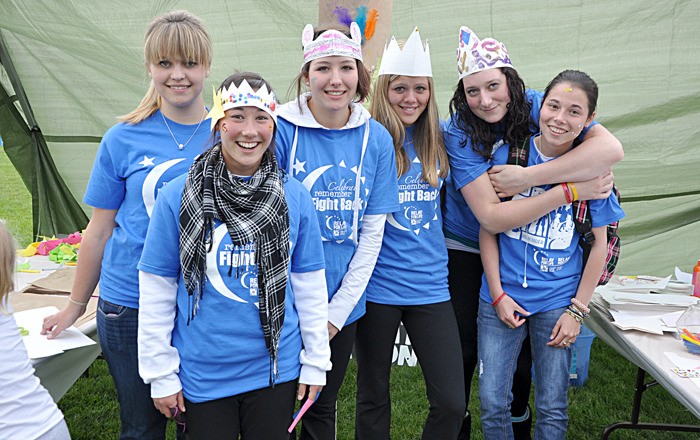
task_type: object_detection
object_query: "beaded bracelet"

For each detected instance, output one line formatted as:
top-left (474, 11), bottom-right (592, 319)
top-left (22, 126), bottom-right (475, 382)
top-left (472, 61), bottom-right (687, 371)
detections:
top-left (68, 297), bottom-right (89, 307)
top-left (561, 183), bottom-right (573, 204)
top-left (567, 182), bottom-right (579, 201)
top-left (571, 298), bottom-right (590, 314)
top-left (491, 292), bottom-right (507, 307)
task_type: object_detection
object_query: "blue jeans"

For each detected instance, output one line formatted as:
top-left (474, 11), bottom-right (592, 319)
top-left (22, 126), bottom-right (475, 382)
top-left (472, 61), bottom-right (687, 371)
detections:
top-left (97, 297), bottom-right (168, 440)
top-left (478, 300), bottom-right (570, 440)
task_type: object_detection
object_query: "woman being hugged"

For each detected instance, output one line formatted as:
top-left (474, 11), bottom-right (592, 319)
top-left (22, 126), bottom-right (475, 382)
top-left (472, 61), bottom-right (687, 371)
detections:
top-left (41, 10), bottom-right (212, 439)
top-left (443, 27), bottom-right (622, 439)
top-left (137, 72), bottom-right (331, 440)
top-left (355, 28), bottom-right (465, 440)
top-left (276, 22), bottom-right (400, 439)
top-left (478, 70), bottom-right (624, 439)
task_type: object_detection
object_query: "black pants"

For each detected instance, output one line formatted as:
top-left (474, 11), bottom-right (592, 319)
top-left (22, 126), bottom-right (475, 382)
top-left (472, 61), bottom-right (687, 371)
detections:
top-left (355, 300), bottom-right (466, 440)
top-left (183, 380), bottom-right (296, 440)
top-left (295, 321), bottom-right (358, 440)
top-left (448, 249), bottom-right (532, 440)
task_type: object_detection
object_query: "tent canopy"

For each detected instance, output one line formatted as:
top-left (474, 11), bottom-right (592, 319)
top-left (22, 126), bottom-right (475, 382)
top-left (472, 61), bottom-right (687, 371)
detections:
top-left (1, 0), bottom-right (699, 276)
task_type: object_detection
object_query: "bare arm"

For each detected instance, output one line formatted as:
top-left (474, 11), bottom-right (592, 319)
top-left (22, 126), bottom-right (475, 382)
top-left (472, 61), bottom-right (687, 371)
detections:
top-left (479, 227), bottom-right (529, 328)
top-left (42, 208), bottom-right (117, 338)
top-left (548, 226), bottom-right (606, 347)
top-left (465, 170), bottom-right (613, 235)
top-left (489, 124), bottom-right (623, 197)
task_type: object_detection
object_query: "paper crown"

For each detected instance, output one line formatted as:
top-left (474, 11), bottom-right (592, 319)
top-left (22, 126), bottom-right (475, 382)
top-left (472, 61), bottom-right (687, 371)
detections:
top-left (302, 22), bottom-right (363, 65)
top-left (456, 26), bottom-right (514, 80)
top-left (377, 27), bottom-right (432, 77)
top-left (206, 80), bottom-right (278, 130)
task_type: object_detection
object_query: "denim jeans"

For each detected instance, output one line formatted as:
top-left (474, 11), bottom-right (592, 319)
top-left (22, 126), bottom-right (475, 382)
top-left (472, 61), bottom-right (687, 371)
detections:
top-left (97, 297), bottom-right (168, 440)
top-left (478, 300), bottom-right (570, 440)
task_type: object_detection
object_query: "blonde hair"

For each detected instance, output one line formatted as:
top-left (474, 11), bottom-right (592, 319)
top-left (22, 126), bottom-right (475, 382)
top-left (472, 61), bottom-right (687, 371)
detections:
top-left (0, 221), bottom-right (16, 312)
top-left (369, 74), bottom-right (448, 187)
top-left (119, 10), bottom-right (212, 124)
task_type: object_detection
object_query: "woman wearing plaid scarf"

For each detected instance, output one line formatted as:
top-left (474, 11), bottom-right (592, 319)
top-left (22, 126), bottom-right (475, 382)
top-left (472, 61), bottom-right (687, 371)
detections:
top-left (137, 72), bottom-right (331, 440)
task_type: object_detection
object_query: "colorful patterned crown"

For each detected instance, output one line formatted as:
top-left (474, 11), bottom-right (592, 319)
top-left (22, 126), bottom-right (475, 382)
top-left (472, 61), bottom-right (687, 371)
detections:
top-left (302, 22), bottom-right (363, 65)
top-left (456, 26), bottom-right (514, 80)
top-left (378, 27), bottom-right (432, 77)
top-left (207, 80), bottom-right (278, 130)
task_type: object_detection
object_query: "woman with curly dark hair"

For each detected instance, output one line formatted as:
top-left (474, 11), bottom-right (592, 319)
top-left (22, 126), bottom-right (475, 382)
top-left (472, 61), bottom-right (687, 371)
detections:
top-left (443, 27), bottom-right (624, 440)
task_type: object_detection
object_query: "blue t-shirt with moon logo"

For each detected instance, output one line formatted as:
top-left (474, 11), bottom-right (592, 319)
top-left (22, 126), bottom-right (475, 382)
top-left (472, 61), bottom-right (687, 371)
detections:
top-left (275, 113), bottom-right (399, 325)
top-left (366, 125), bottom-right (449, 305)
top-left (138, 173), bottom-right (325, 402)
top-left (83, 110), bottom-right (210, 308)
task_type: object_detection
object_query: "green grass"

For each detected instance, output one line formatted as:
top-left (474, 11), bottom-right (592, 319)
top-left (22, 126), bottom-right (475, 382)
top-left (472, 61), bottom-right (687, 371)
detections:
top-left (57, 341), bottom-right (700, 440)
top-left (0, 148), bottom-right (32, 246)
top-left (3, 146), bottom-right (698, 439)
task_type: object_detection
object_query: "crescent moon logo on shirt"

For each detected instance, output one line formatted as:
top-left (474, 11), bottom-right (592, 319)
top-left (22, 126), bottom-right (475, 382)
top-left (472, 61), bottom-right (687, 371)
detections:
top-left (301, 162), bottom-right (360, 243)
top-left (205, 223), bottom-right (253, 305)
top-left (142, 158), bottom-right (187, 217)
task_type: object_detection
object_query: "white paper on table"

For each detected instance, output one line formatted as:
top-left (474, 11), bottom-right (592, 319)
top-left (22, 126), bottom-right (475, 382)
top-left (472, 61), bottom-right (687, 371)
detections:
top-left (665, 351), bottom-right (700, 389)
top-left (601, 291), bottom-right (699, 307)
top-left (14, 306), bottom-right (96, 359)
top-left (609, 275), bottom-right (671, 292)
top-left (608, 309), bottom-right (675, 334)
top-left (661, 310), bottom-right (685, 328)
top-left (675, 267), bottom-right (692, 284)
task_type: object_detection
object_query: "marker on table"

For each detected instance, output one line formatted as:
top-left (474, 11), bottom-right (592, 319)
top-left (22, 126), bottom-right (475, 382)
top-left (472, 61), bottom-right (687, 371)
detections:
top-left (19, 269), bottom-right (41, 273)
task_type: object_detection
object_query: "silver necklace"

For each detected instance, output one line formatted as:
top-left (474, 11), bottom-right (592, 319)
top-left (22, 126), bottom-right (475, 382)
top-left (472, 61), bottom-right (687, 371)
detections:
top-left (161, 110), bottom-right (206, 150)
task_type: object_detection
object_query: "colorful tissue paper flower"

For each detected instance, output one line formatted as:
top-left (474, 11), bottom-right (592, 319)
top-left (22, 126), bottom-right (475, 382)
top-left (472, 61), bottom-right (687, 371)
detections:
top-left (49, 243), bottom-right (78, 263)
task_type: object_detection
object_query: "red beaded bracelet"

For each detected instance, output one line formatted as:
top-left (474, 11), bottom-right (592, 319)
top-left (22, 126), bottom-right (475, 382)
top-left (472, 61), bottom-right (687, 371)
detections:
top-left (491, 292), bottom-right (507, 306)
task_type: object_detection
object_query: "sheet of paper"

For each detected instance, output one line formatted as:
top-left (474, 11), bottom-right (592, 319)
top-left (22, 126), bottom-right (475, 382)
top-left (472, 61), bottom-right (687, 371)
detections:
top-left (14, 306), bottom-right (96, 359)
top-left (609, 275), bottom-right (671, 292)
top-left (608, 309), bottom-right (675, 334)
top-left (665, 351), bottom-right (700, 389)
top-left (661, 310), bottom-right (685, 327)
top-left (675, 267), bottom-right (692, 284)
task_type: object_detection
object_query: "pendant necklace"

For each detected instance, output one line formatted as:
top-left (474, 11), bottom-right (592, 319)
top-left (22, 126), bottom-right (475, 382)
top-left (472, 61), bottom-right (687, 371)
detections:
top-left (162, 109), bottom-right (206, 150)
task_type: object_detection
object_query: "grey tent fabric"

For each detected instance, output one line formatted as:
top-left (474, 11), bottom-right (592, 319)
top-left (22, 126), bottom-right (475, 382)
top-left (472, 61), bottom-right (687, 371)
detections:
top-left (0, 0), bottom-right (699, 276)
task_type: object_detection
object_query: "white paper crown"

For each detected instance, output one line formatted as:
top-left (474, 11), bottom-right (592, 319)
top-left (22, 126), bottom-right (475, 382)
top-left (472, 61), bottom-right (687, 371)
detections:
top-left (302, 22), bottom-right (363, 65)
top-left (206, 80), bottom-right (278, 130)
top-left (378, 27), bottom-right (432, 77)
top-left (456, 26), bottom-right (514, 80)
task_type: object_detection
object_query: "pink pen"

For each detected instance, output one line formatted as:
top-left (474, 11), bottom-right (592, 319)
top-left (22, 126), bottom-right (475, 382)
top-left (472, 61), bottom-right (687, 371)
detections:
top-left (288, 392), bottom-right (320, 433)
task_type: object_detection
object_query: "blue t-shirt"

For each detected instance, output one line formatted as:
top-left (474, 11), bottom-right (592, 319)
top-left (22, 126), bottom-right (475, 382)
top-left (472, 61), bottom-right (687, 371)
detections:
top-left (366, 125), bottom-right (449, 305)
top-left (138, 174), bottom-right (325, 402)
top-left (83, 110), bottom-right (210, 308)
top-left (275, 110), bottom-right (400, 325)
top-left (479, 136), bottom-right (625, 314)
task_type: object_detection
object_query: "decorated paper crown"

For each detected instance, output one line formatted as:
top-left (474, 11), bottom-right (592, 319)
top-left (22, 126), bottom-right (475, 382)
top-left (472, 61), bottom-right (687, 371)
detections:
top-left (207, 80), bottom-right (278, 130)
top-left (378, 27), bottom-right (432, 77)
top-left (302, 22), bottom-right (363, 65)
top-left (456, 26), bottom-right (514, 80)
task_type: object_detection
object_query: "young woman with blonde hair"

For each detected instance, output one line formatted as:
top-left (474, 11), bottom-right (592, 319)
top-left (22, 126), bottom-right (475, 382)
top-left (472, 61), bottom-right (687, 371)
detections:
top-left (355, 28), bottom-right (465, 439)
top-left (41, 10), bottom-right (212, 439)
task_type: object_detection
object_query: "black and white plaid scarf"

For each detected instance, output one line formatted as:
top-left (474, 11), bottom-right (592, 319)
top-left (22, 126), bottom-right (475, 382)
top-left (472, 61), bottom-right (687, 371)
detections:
top-left (179, 144), bottom-right (290, 377)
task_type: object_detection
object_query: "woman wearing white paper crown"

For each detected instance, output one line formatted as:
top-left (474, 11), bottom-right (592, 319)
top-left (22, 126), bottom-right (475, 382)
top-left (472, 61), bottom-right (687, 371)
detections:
top-left (477, 70), bottom-right (623, 439)
top-left (40, 10), bottom-right (212, 439)
top-left (276, 22), bottom-right (399, 440)
top-left (443, 26), bottom-right (623, 439)
top-left (137, 72), bottom-right (331, 440)
top-left (354, 28), bottom-right (465, 439)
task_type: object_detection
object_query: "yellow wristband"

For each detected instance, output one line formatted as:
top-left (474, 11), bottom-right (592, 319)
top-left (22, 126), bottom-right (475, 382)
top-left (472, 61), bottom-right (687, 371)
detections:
top-left (567, 183), bottom-right (579, 201)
